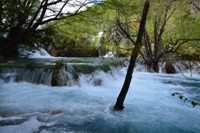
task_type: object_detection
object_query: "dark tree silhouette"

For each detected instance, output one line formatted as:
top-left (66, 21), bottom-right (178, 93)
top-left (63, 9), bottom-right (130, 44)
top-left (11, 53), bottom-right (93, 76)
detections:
top-left (0, 0), bottom-right (97, 58)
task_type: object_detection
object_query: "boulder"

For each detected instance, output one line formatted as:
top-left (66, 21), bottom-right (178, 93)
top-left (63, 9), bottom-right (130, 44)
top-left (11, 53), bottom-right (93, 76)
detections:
top-left (165, 61), bottom-right (176, 74)
top-left (51, 66), bottom-right (68, 86)
top-left (51, 65), bottom-right (79, 86)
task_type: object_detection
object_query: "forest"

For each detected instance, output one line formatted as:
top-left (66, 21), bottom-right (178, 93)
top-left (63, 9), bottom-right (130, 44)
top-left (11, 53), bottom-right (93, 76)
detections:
top-left (1, 1), bottom-right (200, 132)
top-left (1, 0), bottom-right (200, 61)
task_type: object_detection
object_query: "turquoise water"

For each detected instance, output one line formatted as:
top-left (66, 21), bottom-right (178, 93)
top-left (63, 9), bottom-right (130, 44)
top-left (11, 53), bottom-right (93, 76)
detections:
top-left (0, 66), bottom-right (200, 133)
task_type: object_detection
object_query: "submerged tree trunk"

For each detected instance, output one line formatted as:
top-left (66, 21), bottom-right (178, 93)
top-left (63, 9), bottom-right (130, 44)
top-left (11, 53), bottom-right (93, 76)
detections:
top-left (114, 0), bottom-right (150, 111)
top-left (153, 61), bottom-right (159, 72)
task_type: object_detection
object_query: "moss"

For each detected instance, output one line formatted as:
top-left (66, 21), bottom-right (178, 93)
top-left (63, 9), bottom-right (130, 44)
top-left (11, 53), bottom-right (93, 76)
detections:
top-left (106, 60), bottom-right (124, 67)
top-left (25, 64), bottom-right (38, 71)
top-left (71, 60), bottom-right (124, 74)
top-left (0, 63), bottom-right (24, 70)
top-left (24, 63), bottom-right (54, 72)
top-left (72, 65), bottom-right (97, 74)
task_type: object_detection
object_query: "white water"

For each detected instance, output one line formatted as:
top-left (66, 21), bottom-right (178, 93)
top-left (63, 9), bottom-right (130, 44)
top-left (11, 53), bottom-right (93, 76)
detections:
top-left (19, 47), bottom-right (54, 59)
top-left (0, 48), bottom-right (199, 132)
top-left (0, 66), bottom-right (200, 133)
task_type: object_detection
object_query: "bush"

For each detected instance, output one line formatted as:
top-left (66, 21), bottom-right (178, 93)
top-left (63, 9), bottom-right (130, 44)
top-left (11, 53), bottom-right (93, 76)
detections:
top-left (55, 59), bottom-right (64, 67)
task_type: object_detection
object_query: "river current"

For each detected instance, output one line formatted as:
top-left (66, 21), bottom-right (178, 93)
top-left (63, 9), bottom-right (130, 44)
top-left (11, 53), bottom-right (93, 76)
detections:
top-left (0, 51), bottom-right (200, 133)
top-left (0, 66), bottom-right (200, 133)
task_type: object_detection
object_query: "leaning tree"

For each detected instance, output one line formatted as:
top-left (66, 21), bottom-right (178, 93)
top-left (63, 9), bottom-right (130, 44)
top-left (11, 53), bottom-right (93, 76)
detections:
top-left (114, 0), bottom-right (150, 111)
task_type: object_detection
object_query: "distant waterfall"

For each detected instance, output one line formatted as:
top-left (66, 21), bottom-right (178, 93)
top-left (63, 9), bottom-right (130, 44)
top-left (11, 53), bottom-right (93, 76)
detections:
top-left (160, 60), bottom-right (200, 74)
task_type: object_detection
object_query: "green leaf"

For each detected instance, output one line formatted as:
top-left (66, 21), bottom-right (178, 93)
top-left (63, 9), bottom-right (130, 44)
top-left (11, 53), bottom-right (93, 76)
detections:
top-left (171, 92), bottom-right (179, 96)
top-left (55, 59), bottom-right (64, 67)
top-left (179, 95), bottom-right (184, 100)
top-left (191, 101), bottom-right (198, 108)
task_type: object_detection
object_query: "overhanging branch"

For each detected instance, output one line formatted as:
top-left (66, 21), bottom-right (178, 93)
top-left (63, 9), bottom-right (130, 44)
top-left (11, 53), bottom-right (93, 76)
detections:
top-left (115, 18), bottom-right (136, 45)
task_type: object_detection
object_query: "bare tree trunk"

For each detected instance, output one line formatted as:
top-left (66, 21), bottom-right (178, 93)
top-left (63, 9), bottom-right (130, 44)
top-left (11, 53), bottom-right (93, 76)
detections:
top-left (153, 61), bottom-right (159, 72)
top-left (114, 0), bottom-right (150, 111)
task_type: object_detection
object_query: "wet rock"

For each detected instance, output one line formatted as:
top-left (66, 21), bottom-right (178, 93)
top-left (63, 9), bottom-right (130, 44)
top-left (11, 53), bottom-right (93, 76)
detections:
top-left (0, 118), bottom-right (28, 126)
top-left (51, 65), bottom-right (79, 86)
top-left (91, 78), bottom-right (103, 86)
top-left (51, 66), bottom-right (68, 86)
top-left (165, 61), bottom-right (175, 74)
top-left (52, 110), bottom-right (63, 114)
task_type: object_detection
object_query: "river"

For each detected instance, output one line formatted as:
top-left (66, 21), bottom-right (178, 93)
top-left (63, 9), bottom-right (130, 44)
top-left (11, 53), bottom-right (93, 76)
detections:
top-left (0, 51), bottom-right (200, 133)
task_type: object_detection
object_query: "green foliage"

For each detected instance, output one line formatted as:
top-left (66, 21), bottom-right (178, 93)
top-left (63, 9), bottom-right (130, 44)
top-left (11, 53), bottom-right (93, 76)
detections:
top-left (1, 0), bottom-right (104, 57)
top-left (191, 101), bottom-right (198, 108)
top-left (55, 59), bottom-right (64, 67)
top-left (171, 92), bottom-right (198, 108)
top-left (5, 0), bottom-right (198, 58)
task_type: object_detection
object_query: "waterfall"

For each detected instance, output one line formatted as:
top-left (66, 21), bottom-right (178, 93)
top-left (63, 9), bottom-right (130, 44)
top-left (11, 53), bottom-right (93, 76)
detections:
top-left (173, 61), bottom-right (200, 75)
top-left (0, 65), bottom-right (54, 85)
top-left (0, 58), bottom-right (199, 86)
top-left (173, 61), bottom-right (188, 73)
top-left (0, 58), bottom-right (125, 86)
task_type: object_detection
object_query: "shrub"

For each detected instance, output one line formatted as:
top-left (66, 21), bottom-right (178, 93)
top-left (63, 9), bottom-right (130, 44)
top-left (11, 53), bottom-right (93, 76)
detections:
top-left (55, 59), bottom-right (64, 67)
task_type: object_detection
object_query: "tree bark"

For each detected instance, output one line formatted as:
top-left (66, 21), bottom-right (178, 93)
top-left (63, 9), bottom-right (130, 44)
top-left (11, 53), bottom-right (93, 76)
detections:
top-left (153, 61), bottom-right (159, 72)
top-left (114, 0), bottom-right (150, 111)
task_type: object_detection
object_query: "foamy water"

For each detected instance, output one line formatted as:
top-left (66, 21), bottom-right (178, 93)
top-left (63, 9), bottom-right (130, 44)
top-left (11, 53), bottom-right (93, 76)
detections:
top-left (0, 48), bottom-right (199, 132)
top-left (0, 66), bottom-right (200, 133)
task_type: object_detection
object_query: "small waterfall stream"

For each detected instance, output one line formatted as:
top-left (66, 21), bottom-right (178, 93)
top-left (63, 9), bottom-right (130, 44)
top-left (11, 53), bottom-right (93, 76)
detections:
top-left (0, 58), bottom-right (200, 133)
top-left (1, 67), bottom-right (54, 85)
top-left (0, 58), bottom-right (126, 86)
top-left (0, 61), bottom-right (54, 85)
top-left (0, 58), bottom-right (199, 86)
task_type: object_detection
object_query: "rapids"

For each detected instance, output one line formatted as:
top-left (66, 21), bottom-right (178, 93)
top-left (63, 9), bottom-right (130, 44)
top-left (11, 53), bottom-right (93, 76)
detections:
top-left (0, 66), bottom-right (200, 133)
top-left (0, 50), bottom-right (200, 133)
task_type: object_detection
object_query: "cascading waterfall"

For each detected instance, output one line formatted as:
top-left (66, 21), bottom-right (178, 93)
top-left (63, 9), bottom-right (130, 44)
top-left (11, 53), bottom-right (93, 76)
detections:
top-left (0, 58), bottom-right (199, 86)
top-left (173, 61), bottom-right (189, 73)
top-left (0, 65), bottom-right (54, 85)
top-left (170, 60), bottom-right (200, 74)
top-left (0, 58), bottom-right (126, 86)
top-left (0, 57), bottom-right (200, 133)
top-left (1, 47), bottom-right (199, 132)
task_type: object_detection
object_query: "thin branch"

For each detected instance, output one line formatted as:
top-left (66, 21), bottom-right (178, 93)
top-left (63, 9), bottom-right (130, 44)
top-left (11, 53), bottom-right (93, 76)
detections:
top-left (143, 29), bottom-right (153, 59)
top-left (115, 18), bottom-right (136, 45)
top-left (139, 51), bottom-right (149, 63)
top-left (191, 1), bottom-right (200, 11)
top-left (157, 38), bottom-right (200, 60)
top-left (159, 1), bottom-right (183, 38)
top-left (39, 9), bottom-right (88, 25)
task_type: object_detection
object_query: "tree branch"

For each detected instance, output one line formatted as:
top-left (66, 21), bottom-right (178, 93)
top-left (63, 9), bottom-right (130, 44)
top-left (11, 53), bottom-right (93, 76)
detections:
top-left (115, 18), bottom-right (136, 45)
top-left (191, 1), bottom-right (200, 11)
top-left (157, 38), bottom-right (200, 60)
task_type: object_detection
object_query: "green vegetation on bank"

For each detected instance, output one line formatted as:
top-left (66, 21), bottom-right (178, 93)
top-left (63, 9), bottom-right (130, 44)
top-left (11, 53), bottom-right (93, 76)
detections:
top-left (0, 0), bottom-right (200, 60)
